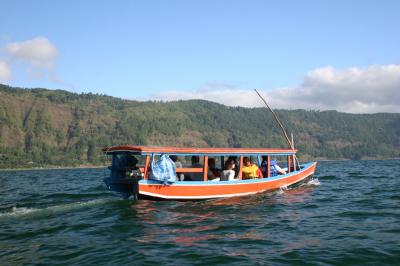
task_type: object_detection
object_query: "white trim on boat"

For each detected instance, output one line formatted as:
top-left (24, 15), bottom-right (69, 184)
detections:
top-left (139, 190), bottom-right (263, 199)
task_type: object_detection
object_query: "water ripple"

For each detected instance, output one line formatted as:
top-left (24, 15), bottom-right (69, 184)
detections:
top-left (1, 161), bottom-right (400, 264)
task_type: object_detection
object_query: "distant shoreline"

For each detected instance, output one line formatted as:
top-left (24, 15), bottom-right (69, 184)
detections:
top-left (0, 165), bottom-right (107, 171)
top-left (1, 158), bottom-right (398, 171)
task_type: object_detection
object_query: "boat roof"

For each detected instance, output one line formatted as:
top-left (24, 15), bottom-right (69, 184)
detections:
top-left (103, 145), bottom-right (297, 156)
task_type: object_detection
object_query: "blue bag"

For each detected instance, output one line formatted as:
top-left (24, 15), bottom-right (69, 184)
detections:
top-left (149, 154), bottom-right (177, 184)
top-left (270, 160), bottom-right (278, 176)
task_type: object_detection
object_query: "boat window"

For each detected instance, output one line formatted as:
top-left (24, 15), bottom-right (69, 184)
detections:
top-left (168, 155), bottom-right (185, 181)
top-left (107, 152), bottom-right (142, 179)
top-left (111, 152), bottom-right (137, 169)
top-left (143, 155), bottom-right (205, 181)
top-left (249, 155), bottom-right (260, 166)
top-left (135, 155), bottom-right (147, 167)
top-left (180, 155), bottom-right (204, 167)
top-left (222, 156), bottom-right (240, 178)
top-left (207, 157), bottom-right (222, 180)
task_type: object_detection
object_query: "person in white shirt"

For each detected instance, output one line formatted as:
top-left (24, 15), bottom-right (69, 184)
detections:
top-left (220, 159), bottom-right (237, 181)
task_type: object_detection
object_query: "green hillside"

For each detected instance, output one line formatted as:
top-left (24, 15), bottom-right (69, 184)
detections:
top-left (0, 84), bottom-right (399, 169)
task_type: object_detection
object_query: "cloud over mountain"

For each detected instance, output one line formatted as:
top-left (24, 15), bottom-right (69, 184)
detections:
top-left (0, 37), bottom-right (69, 85)
top-left (5, 37), bottom-right (58, 69)
top-left (153, 65), bottom-right (400, 113)
top-left (0, 60), bottom-right (12, 82)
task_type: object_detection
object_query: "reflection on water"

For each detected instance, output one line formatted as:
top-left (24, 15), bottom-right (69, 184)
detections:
top-left (125, 179), bottom-right (322, 250)
top-left (173, 233), bottom-right (218, 247)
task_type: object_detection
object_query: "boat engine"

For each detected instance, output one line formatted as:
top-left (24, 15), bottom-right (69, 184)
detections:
top-left (104, 152), bottom-right (143, 199)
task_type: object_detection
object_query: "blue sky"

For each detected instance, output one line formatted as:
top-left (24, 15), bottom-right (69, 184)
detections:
top-left (1, 0), bottom-right (400, 112)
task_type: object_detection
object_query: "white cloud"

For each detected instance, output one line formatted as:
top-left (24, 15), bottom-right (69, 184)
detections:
top-left (272, 65), bottom-right (400, 112)
top-left (5, 37), bottom-right (58, 68)
top-left (152, 65), bottom-right (400, 113)
top-left (153, 85), bottom-right (259, 107)
top-left (0, 37), bottom-right (72, 87)
top-left (0, 60), bottom-right (12, 82)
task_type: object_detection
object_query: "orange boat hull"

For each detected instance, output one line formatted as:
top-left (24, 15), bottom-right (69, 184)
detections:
top-left (138, 162), bottom-right (317, 200)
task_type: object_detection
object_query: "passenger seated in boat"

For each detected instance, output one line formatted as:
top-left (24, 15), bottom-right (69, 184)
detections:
top-left (261, 156), bottom-right (287, 176)
top-left (207, 158), bottom-right (221, 181)
top-left (170, 155), bottom-right (184, 181)
top-left (227, 156), bottom-right (239, 177)
top-left (125, 155), bottom-right (140, 177)
top-left (220, 159), bottom-right (237, 181)
top-left (270, 159), bottom-right (287, 176)
top-left (261, 156), bottom-right (269, 177)
top-left (242, 157), bottom-right (263, 179)
top-left (261, 156), bottom-right (286, 177)
top-left (186, 155), bottom-right (203, 181)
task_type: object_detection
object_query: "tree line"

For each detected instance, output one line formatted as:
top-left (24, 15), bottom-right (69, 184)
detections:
top-left (0, 84), bottom-right (399, 169)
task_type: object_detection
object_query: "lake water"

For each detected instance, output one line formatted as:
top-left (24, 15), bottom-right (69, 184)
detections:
top-left (0, 160), bottom-right (399, 265)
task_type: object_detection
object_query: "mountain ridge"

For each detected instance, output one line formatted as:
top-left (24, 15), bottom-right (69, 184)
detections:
top-left (1, 83), bottom-right (399, 169)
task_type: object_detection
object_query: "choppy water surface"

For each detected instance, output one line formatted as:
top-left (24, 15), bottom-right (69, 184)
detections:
top-left (1, 160), bottom-right (399, 265)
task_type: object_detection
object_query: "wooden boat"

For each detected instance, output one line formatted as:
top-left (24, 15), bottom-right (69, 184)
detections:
top-left (103, 145), bottom-right (317, 200)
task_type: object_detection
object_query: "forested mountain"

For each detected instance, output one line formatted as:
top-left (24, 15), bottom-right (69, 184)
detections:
top-left (1, 84), bottom-right (399, 168)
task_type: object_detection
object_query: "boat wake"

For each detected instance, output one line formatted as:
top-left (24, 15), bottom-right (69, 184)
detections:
top-left (276, 187), bottom-right (287, 195)
top-left (3, 206), bottom-right (38, 217)
top-left (307, 178), bottom-right (321, 186)
top-left (276, 177), bottom-right (320, 195)
top-left (0, 198), bottom-right (115, 219)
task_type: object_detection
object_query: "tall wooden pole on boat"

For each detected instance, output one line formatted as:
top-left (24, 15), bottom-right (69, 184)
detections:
top-left (254, 89), bottom-right (293, 149)
top-left (291, 132), bottom-right (300, 169)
